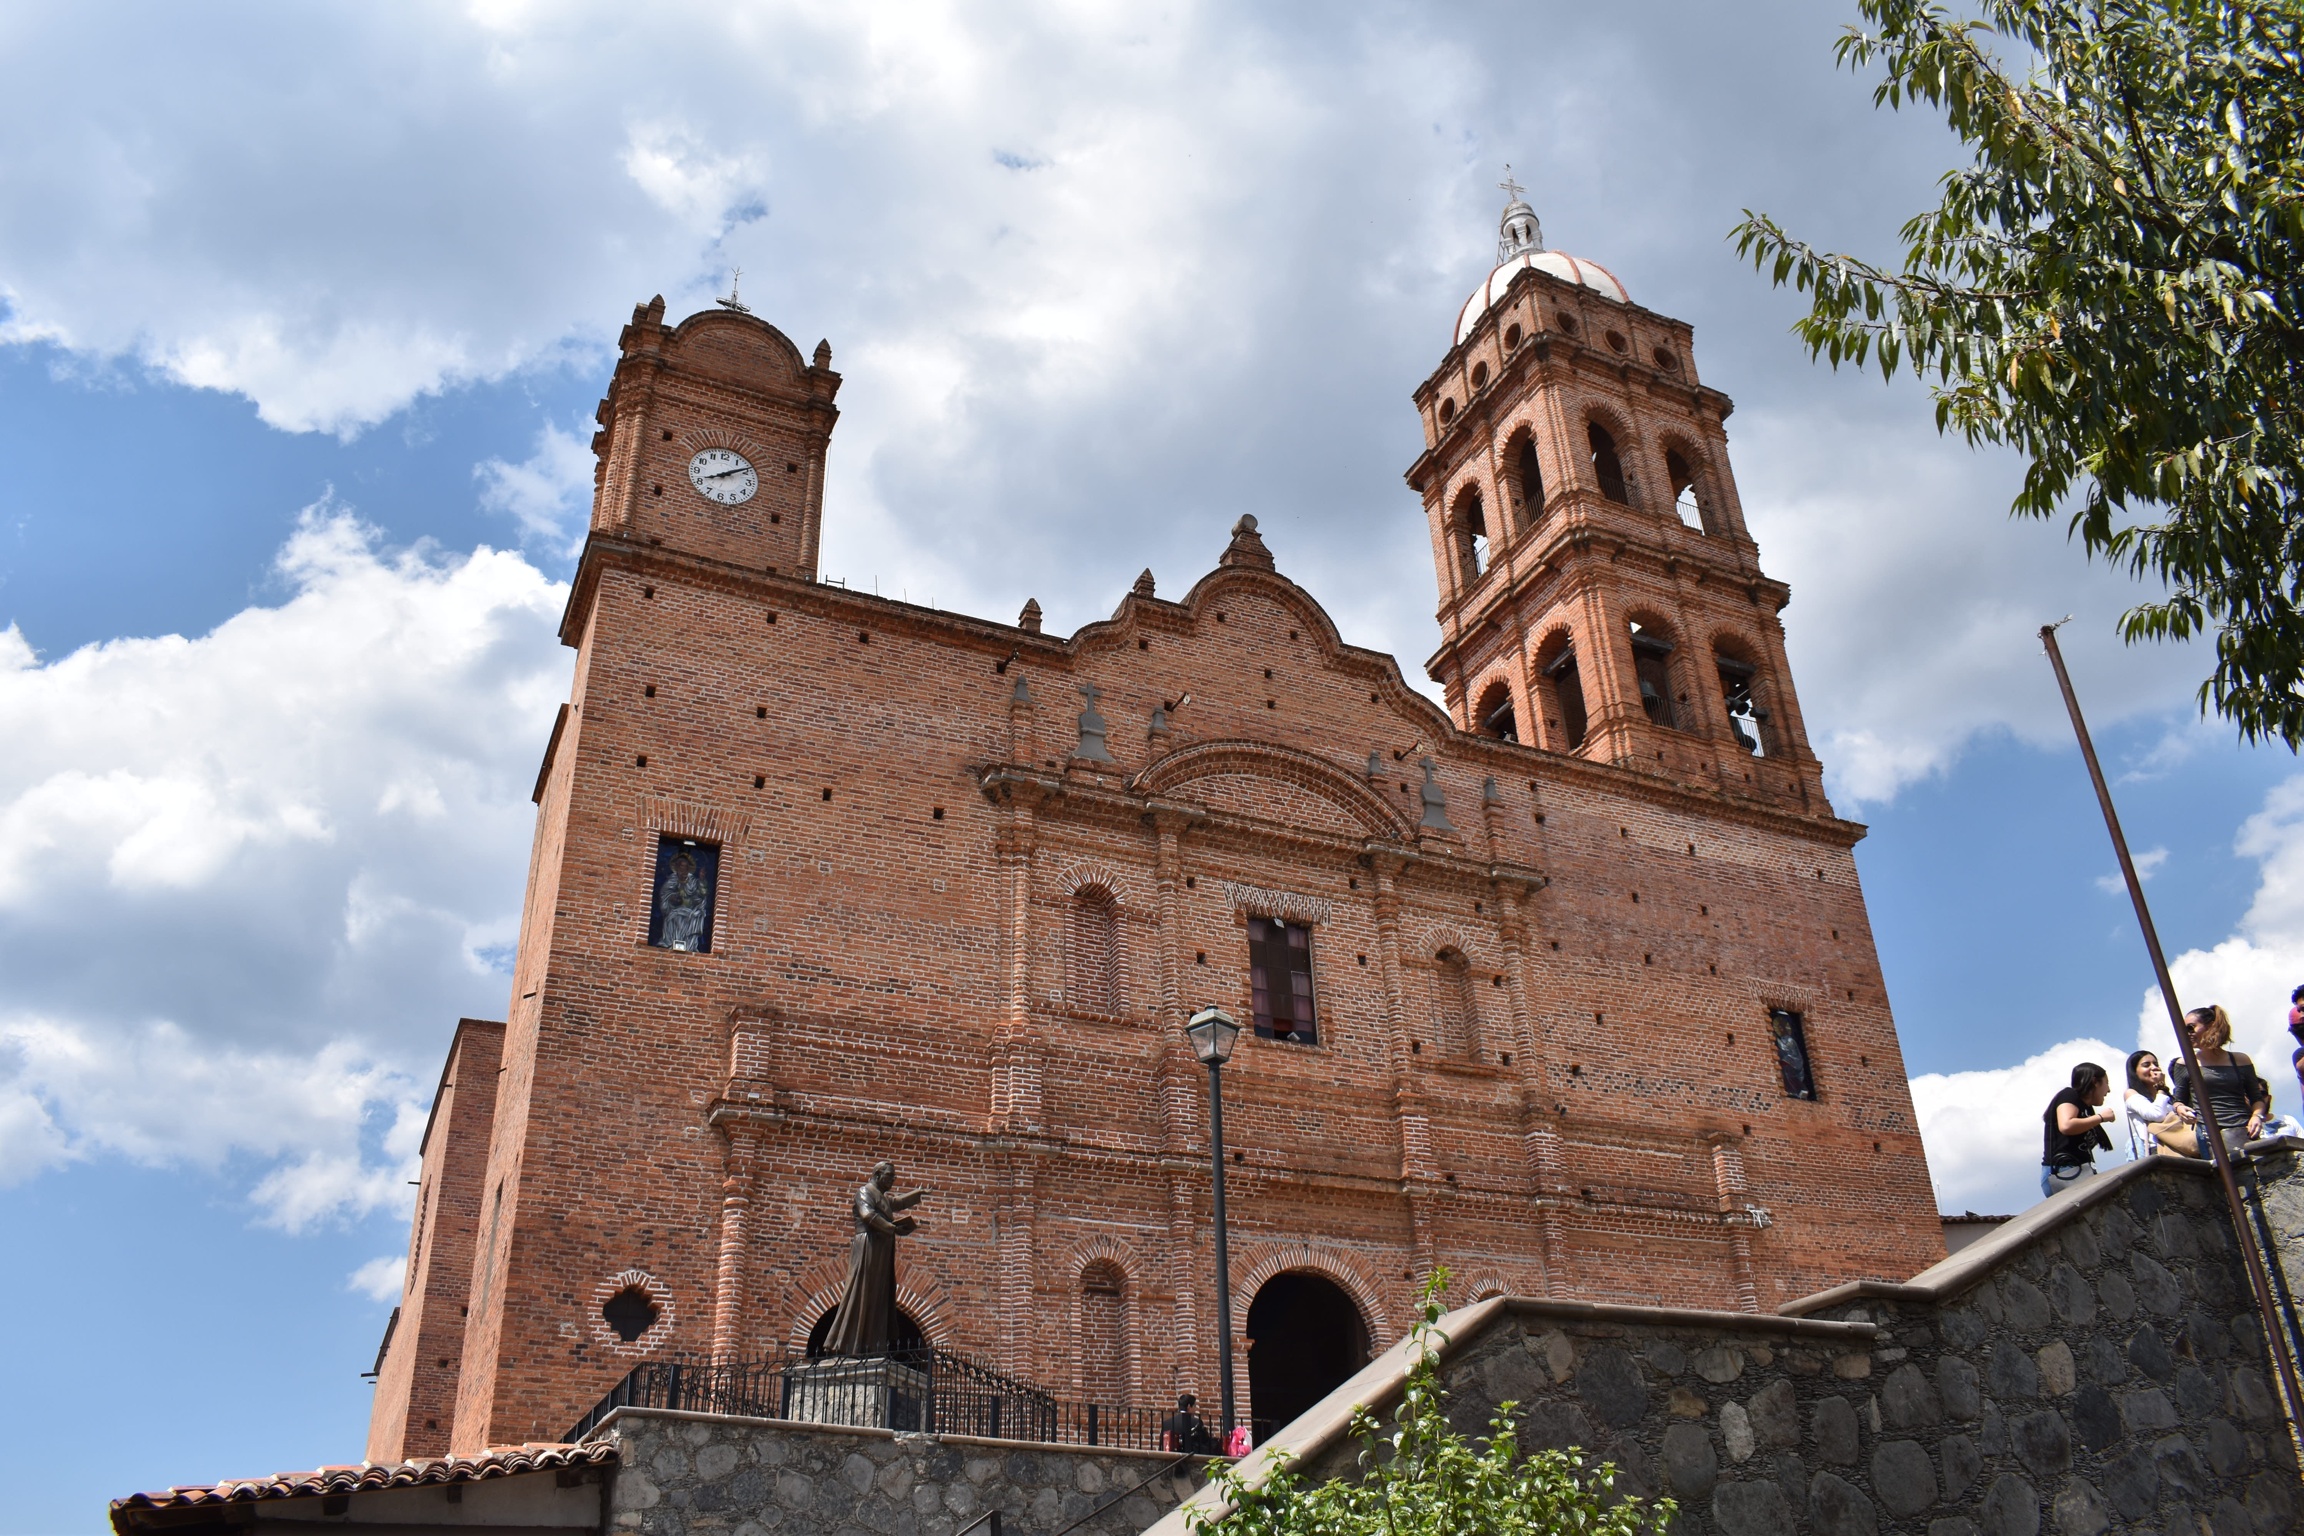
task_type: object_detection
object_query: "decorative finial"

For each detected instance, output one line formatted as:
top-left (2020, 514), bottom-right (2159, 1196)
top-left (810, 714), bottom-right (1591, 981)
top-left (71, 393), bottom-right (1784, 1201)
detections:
top-left (716, 267), bottom-right (752, 314)
top-left (1499, 166), bottom-right (1526, 202)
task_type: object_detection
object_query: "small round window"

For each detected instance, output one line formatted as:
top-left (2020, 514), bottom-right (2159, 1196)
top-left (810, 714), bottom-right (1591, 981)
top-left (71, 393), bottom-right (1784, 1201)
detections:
top-left (1556, 312), bottom-right (1580, 335)
top-left (1470, 362), bottom-right (1490, 389)
top-left (603, 1286), bottom-right (661, 1343)
top-left (1605, 330), bottom-right (1629, 354)
top-left (1503, 323), bottom-right (1523, 349)
top-left (1654, 347), bottom-right (1680, 372)
top-left (1438, 398), bottom-right (1457, 425)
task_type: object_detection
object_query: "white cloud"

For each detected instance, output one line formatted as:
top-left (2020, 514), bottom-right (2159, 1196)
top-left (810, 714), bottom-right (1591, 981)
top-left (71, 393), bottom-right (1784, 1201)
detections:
top-left (0, 0), bottom-right (2232, 804)
top-left (1910, 1036), bottom-right (2132, 1218)
top-left (0, 511), bottom-right (565, 1224)
top-left (1916, 772), bottom-right (2304, 1217)
top-left (349, 1254), bottom-right (409, 1303)
top-left (2095, 846), bottom-right (2167, 895)
top-left (2140, 775), bottom-right (2304, 1109)
top-left (476, 420), bottom-right (597, 555)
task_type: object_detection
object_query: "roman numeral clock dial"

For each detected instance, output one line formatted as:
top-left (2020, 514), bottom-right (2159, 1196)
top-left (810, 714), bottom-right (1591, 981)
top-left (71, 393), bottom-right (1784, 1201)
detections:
top-left (686, 448), bottom-right (759, 505)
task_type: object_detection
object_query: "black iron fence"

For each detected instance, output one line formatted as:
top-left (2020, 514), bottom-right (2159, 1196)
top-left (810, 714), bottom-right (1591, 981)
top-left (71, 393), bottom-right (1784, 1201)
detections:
top-left (566, 1346), bottom-right (1172, 1452)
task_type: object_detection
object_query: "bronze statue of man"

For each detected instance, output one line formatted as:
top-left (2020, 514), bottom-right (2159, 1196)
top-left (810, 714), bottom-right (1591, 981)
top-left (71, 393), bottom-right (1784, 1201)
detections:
top-left (822, 1160), bottom-right (928, 1357)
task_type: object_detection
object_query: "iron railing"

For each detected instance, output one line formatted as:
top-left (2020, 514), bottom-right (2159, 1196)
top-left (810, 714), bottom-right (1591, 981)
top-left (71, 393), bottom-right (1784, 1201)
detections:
top-left (566, 1346), bottom-right (1175, 1452)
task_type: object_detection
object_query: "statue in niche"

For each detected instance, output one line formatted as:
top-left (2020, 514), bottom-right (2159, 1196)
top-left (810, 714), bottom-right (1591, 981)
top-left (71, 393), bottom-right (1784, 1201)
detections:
top-left (822, 1161), bottom-right (930, 1357)
top-left (655, 847), bottom-right (712, 952)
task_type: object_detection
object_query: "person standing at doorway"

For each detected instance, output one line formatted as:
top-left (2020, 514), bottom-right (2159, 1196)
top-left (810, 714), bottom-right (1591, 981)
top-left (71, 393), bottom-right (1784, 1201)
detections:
top-left (2042, 1062), bottom-right (2115, 1199)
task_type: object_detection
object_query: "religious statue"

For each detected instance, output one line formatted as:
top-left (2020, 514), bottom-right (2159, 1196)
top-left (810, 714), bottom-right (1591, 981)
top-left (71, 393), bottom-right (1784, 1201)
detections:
top-left (656, 850), bottom-right (711, 952)
top-left (821, 1161), bottom-right (929, 1357)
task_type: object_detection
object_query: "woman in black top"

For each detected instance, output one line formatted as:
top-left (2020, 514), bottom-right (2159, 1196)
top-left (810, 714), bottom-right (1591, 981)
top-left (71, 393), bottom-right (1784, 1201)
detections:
top-left (2042, 1062), bottom-right (2115, 1199)
top-left (2169, 1004), bottom-right (2269, 1157)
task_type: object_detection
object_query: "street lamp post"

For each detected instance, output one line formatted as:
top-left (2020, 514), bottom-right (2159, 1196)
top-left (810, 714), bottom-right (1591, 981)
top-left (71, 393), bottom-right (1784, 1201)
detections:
top-left (1185, 1004), bottom-right (1243, 1446)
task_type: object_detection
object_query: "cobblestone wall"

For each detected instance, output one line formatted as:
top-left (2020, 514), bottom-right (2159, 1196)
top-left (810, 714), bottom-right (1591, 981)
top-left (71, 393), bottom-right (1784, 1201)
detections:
top-left (602, 1408), bottom-right (1208, 1536)
top-left (1164, 1155), bottom-right (2299, 1536)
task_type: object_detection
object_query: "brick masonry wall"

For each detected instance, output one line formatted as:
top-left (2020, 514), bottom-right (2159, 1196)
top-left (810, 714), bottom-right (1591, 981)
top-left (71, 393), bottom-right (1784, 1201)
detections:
top-left (602, 1408), bottom-right (1208, 1536)
top-left (412, 299), bottom-right (1944, 1454)
top-left (368, 1019), bottom-right (503, 1462)
top-left (1260, 1156), bottom-right (2298, 1536)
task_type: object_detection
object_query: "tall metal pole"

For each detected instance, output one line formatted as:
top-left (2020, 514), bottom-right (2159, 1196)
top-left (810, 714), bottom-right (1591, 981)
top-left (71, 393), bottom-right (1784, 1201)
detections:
top-left (1207, 1059), bottom-right (1237, 1444)
top-left (2039, 623), bottom-right (2304, 1442)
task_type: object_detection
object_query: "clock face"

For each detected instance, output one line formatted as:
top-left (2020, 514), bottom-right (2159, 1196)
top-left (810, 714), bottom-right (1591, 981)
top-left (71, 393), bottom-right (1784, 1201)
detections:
top-left (687, 448), bottom-right (759, 506)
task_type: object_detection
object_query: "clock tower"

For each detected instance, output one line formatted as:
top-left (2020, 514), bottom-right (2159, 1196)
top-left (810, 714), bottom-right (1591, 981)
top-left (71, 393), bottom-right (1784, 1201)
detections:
top-left (589, 294), bottom-right (842, 578)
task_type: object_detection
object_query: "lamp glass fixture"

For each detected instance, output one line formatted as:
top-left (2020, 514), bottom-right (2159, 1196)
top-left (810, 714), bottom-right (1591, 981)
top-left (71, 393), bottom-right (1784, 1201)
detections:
top-left (1185, 1005), bottom-right (1241, 1066)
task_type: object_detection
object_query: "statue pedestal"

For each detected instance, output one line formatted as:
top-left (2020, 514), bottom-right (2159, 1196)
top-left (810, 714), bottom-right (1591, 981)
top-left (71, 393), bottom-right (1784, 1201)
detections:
top-left (780, 1356), bottom-right (929, 1431)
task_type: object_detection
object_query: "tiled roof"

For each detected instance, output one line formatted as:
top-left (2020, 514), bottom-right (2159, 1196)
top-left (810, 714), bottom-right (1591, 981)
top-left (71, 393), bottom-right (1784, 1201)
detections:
top-left (111, 1441), bottom-right (615, 1526)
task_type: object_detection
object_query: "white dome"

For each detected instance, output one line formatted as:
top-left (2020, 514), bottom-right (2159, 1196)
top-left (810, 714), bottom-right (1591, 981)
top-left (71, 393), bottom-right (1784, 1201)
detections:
top-left (1454, 250), bottom-right (1629, 346)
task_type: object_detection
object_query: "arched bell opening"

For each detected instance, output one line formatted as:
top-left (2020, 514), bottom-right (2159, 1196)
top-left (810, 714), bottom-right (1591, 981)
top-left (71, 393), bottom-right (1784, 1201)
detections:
top-left (1474, 678), bottom-right (1518, 743)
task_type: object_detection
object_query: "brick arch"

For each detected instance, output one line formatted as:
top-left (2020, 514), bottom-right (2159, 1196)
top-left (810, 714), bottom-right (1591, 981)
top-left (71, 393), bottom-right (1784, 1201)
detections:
top-left (1417, 923), bottom-right (1494, 969)
top-left (1467, 667), bottom-right (1521, 744)
top-left (1061, 1232), bottom-right (1143, 1286)
top-left (1574, 397), bottom-right (1641, 506)
top-left (1131, 740), bottom-right (1413, 841)
top-left (670, 424), bottom-right (778, 472)
top-left (780, 1255), bottom-right (956, 1353)
top-left (1497, 419), bottom-right (1549, 532)
top-left (1622, 604), bottom-right (1693, 729)
top-left (1459, 1270), bottom-right (1514, 1303)
top-left (1446, 473), bottom-right (1494, 534)
top-left (1228, 1242), bottom-right (1394, 1346)
top-left (1701, 621), bottom-right (1771, 669)
top-left (1574, 392), bottom-right (1640, 445)
top-left (1698, 621), bottom-right (1784, 753)
top-left (1062, 1235), bottom-right (1143, 1404)
top-left (1054, 859), bottom-right (1137, 911)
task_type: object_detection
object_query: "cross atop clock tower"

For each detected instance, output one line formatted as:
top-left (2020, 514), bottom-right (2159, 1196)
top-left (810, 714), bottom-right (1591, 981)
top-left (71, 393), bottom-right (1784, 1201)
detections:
top-left (588, 294), bottom-right (843, 579)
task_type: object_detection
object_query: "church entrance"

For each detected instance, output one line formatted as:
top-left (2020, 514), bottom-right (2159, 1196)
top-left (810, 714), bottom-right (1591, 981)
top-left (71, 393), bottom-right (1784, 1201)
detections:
top-left (1245, 1272), bottom-right (1370, 1443)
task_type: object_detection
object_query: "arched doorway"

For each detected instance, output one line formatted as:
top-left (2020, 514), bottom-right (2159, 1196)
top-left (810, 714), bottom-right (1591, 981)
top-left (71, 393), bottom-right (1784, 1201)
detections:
top-left (805, 1305), bottom-right (926, 1358)
top-left (1245, 1271), bottom-right (1370, 1442)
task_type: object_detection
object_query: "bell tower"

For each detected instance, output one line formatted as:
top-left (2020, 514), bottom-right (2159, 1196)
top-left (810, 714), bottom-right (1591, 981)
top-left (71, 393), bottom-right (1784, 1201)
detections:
top-left (1406, 179), bottom-right (1830, 813)
top-left (588, 293), bottom-right (842, 579)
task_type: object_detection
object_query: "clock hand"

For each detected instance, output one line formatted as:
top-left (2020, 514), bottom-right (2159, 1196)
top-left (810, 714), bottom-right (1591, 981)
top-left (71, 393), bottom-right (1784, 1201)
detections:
top-left (699, 466), bottom-right (752, 482)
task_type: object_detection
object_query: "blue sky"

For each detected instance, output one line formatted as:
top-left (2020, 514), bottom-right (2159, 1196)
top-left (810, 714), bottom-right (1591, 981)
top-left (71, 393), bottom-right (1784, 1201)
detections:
top-left (2, 2), bottom-right (2299, 1531)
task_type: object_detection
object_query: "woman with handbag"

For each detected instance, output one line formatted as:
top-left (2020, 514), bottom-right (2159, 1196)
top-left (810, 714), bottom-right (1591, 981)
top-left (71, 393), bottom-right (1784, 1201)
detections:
top-left (2169, 1004), bottom-right (2270, 1159)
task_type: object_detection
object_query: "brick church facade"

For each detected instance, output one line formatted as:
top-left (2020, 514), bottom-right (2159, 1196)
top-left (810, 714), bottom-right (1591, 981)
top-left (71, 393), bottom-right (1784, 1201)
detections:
top-left (365, 192), bottom-right (1943, 1462)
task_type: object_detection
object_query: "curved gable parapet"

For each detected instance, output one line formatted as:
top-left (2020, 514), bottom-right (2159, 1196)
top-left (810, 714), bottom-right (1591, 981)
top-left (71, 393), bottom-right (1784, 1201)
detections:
top-left (1061, 561), bottom-right (1455, 744)
top-left (1133, 739), bottom-right (1413, 842)
top-left (662, 307), bottom-right (812, 393)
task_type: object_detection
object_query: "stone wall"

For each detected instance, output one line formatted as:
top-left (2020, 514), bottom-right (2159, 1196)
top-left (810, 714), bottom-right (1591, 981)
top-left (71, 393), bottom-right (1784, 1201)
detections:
top-left (600, 1407), bottom-right (1209, 1536)
top-left (1153, 1154), bottom-right (2302, 1536)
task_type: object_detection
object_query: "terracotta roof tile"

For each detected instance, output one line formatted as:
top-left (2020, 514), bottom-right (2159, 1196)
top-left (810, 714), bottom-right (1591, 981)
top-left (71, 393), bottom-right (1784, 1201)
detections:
top-left (110, 1441), bottom-right (615, 1528)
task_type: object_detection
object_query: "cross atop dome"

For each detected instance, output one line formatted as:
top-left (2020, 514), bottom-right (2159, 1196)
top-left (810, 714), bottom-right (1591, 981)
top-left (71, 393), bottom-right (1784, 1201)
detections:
top-left (1496, 165), bottom-right (1543, 262)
